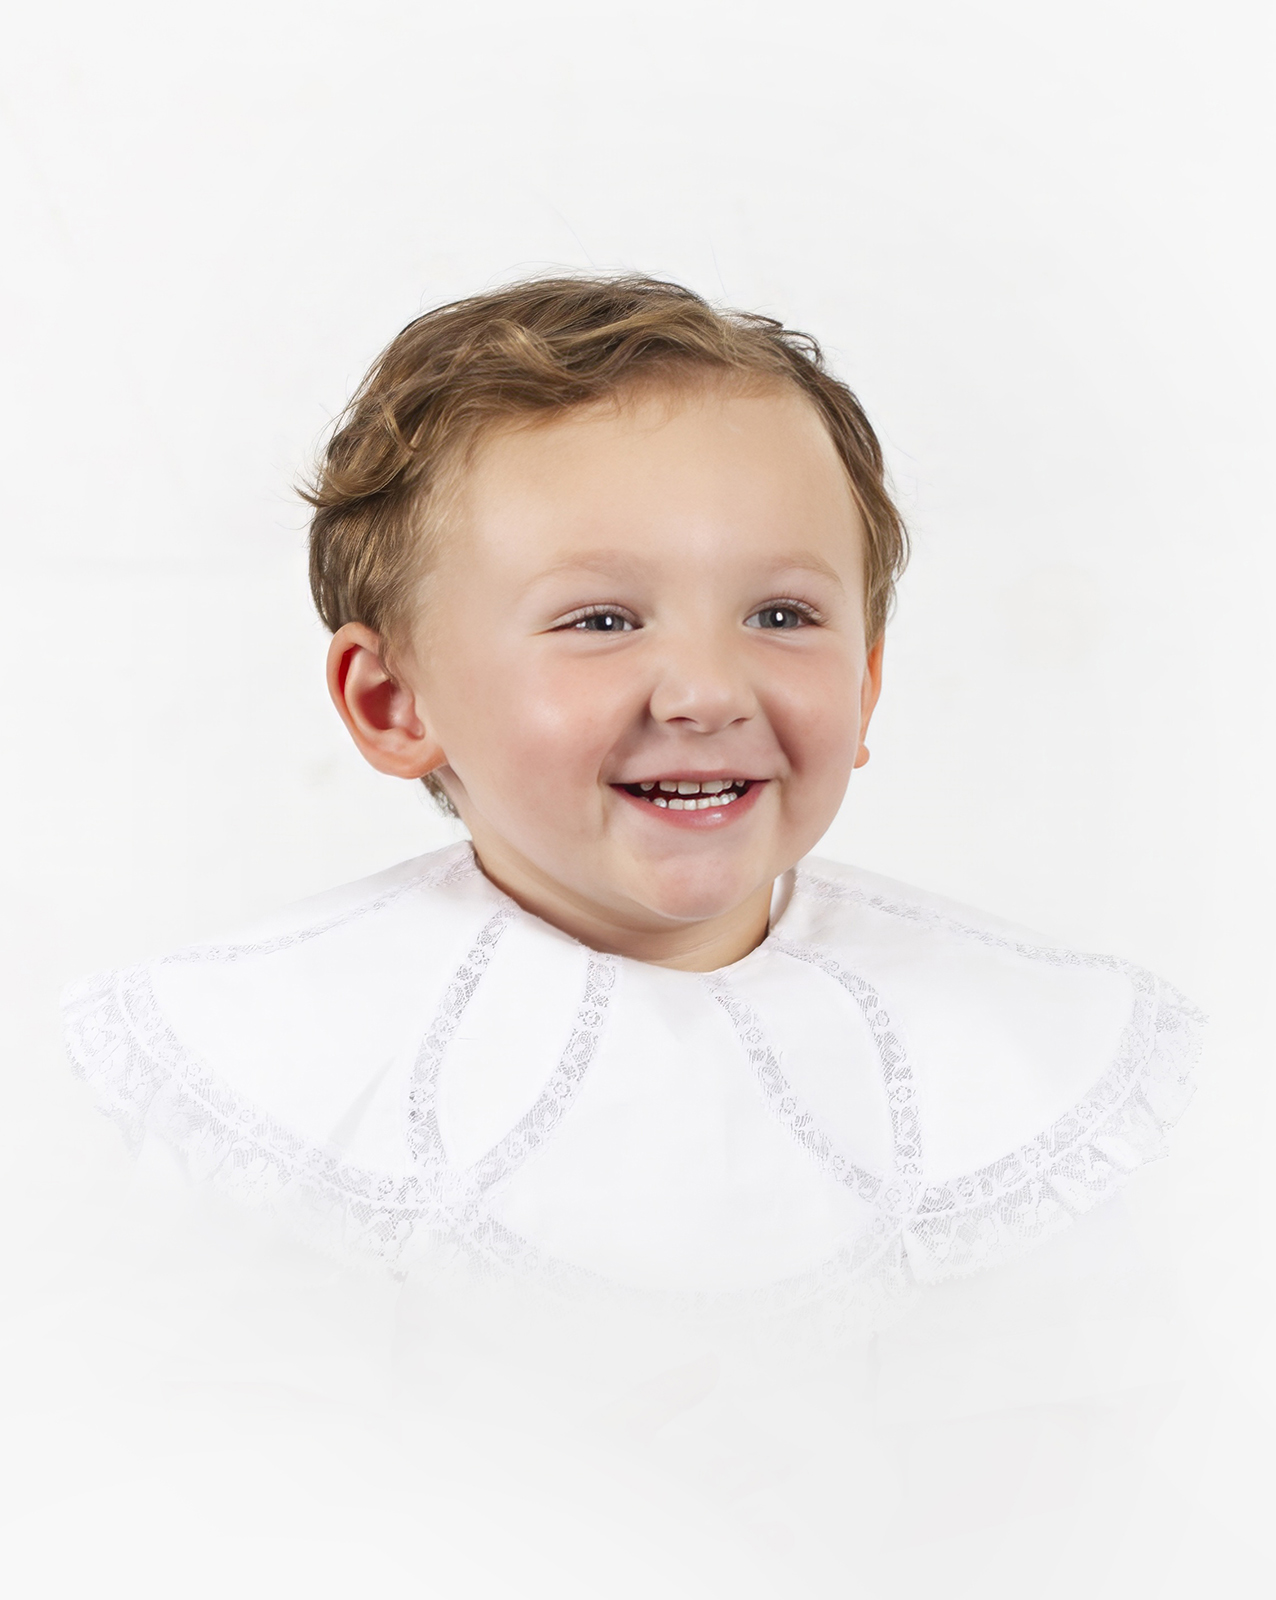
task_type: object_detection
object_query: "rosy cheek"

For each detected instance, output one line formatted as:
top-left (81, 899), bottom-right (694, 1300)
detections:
top-left (769, 661), bottom-right (859, 761)
top-left (534, 659), bottom-right (638, 732)
top-left (492, 662), bottom-right (622, 781)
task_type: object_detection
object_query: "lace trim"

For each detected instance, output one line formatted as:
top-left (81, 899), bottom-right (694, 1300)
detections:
top-left (797, 868), bottom-right (1204, 1280)
top-left (466, 951), bottom-right (617, 1194)
top-left (764, 939), bottom-right (924, 1196)
top-left (60, 855), bottom-right (1203, 1311)
top-left (404, 947), bottom-right (903, 1313)
top-left (405, 907), bottom-right (517, 1188)
top-left (702, 975), bottom-right (889, 1207)
top-left (405, 913), bottom-right (619, 1239)
top-left (62, 879), bottom-right (622, 1284)
top-left (62, 963), bottom-right (437, 1263)
top-left (63, 937), bottom-right (906, 1333)
top-left (60, 846), bottom-right (486, 1265)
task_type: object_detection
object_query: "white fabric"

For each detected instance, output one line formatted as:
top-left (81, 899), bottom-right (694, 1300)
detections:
top-left (42, 849), bottom-right (1244, 1597)
top-left (61, 840), bottom-right (1201, 1324)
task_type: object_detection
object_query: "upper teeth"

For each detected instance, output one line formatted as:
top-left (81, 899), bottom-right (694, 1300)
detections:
top-left (627, 778), bottom-right (748, 810)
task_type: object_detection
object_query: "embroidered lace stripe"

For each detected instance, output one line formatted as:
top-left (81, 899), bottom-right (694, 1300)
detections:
top-left (797, 871), bottom-right (1202, 1241)
top-left (66, 964), bottom-right (435, 1260)
top-left (405, 906), bottom-right (517, 1174)
top-left (405, 916), bottom-right (619, 1210)
top-left (701, 973), bottom-right (889, 1209)
top-left (767, 938), bottom-right (923, 1202)
top-left (466, 952), bottom-right (617, 1192)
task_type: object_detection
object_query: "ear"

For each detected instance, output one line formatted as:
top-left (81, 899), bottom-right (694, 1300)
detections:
top-left (854, 636), bottom-right (884, 770)
top-left (326, 622), bottom-right (447, 779)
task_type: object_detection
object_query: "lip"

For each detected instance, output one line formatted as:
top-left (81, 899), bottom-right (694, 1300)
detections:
top-left (613, 772), bottom-right (763, 787)
top-left (610, 777), bottom-right (768, 829)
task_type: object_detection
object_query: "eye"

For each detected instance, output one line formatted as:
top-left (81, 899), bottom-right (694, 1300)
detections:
top-left (556, 606), bottom-right (637, 633)
top-left (746, 602), bottom-right (817, 631)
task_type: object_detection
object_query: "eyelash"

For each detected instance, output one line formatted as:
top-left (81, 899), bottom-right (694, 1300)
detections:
top-left (745, 599), bottom-right (823, 630)
top-left (555, 600), bottom-right (824, 633)
top-left (557, 605), bottom-right (640, 633)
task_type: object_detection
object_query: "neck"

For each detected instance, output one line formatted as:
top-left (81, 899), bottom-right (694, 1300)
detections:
top-left (467, 840), bottom-right (773, 972)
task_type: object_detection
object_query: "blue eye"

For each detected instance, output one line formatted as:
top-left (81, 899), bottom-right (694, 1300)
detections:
top-left (573, 611), bottom-right (634, 632)
top-left (747, 605), bottom-right (808, 630)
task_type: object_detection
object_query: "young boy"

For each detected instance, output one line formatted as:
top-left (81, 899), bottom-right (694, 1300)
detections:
top-left (63, 275), bottom-right (1199, 1309)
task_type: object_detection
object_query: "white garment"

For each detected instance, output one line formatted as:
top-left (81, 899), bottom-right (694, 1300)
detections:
top-left (45, 847), bottom-right (1239, 1597)
top-left (61, 840), bottom-right (1201, 1323)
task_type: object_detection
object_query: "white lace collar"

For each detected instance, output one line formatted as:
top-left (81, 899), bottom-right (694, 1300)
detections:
top-left (61, 842), bottom-right (1201, 1316)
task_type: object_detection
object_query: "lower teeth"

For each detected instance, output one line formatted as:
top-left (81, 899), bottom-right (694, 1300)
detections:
top-left (643, 786), bottom-right (746, 811)
top-left (621, 781), bottom-right (750, 810)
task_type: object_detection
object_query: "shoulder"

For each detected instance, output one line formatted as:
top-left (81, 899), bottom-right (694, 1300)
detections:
top-left (59, 842), bottom-right (495, 1261)
top-left (61, 843), bottom-right (493, 1048)
top-left (766, 856), bottom-right (1205, 1283)
top-left (165, 839), bottom-right (483, 953)
top-left (789, 855), bottom-right (1073, 946)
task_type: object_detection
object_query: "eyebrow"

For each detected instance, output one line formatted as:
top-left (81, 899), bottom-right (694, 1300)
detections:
top-left (529, 550), bottom-right (648, 584)
top-left (771, 553), bottom-right (846, 591)
top-left (528, 549), bottom-right (847, 590)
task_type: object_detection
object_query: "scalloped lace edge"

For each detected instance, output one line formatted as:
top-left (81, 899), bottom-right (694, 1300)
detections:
top-left (901, 994), bottom-right (1200, 1285)
top-left (60, 908), bottom-right (1205, 1317)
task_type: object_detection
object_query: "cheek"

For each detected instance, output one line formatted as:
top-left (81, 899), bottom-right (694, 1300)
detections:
top-left (768, 652), bottom-right (864, 778)
top-left (438, 648), bottom-right (636, 788)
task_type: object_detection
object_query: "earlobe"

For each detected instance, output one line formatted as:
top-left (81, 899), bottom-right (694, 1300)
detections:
top-left (326, 622), bottom-right (447, 779)
top-left (855, 638), bottom-right (884, 767)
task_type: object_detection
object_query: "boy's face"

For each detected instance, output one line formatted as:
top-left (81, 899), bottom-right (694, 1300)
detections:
top-left (398, 379), bottom-right (880, 963)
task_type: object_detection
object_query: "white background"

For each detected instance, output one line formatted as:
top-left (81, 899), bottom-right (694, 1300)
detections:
top-left (2, 0), bottom-right (1273, 1588)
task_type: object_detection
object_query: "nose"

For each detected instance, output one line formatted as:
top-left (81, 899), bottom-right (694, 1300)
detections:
top-left (647, 630), bottom-right (759, 734)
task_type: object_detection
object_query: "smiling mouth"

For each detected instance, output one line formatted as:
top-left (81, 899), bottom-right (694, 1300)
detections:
top-left (617, 778), bottom-right (755, 811)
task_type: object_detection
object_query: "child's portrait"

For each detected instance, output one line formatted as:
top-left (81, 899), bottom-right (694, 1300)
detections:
top-left (3, 4), bottom-right (1269, 1598)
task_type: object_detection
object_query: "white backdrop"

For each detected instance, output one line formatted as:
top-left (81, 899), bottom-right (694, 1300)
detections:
top-left (2, 0), bottom-right (1273, 1590)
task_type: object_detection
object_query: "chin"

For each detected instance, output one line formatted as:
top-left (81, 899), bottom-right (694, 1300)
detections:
top-left (633, 858), bottom-right (770, 925)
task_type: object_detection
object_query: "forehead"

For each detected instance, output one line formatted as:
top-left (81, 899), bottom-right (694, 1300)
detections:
top-left (441, 378), bottom-right (863, 574)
